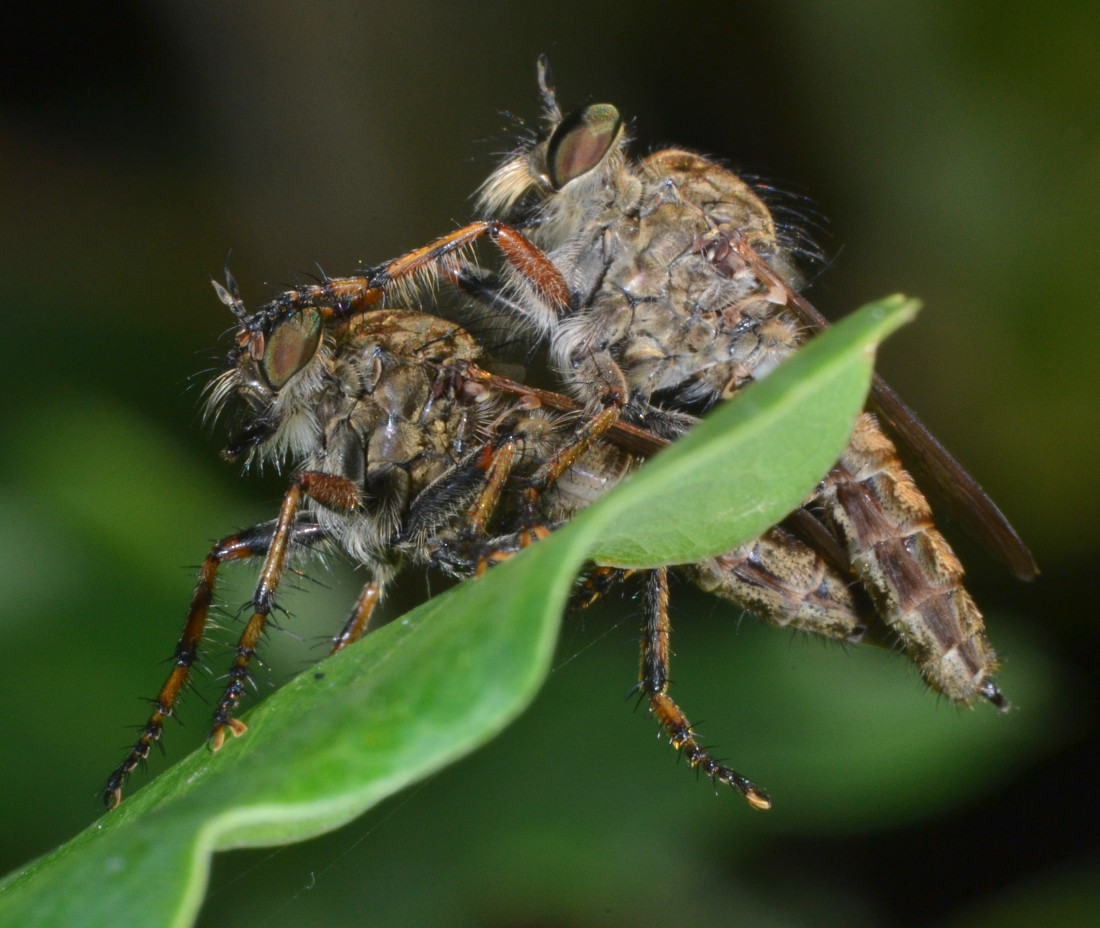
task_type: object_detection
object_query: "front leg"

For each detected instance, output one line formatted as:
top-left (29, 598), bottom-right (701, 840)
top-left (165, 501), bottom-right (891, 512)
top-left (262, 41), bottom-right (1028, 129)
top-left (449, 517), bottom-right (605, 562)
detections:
top-left (102, 517), bottom-right (328, 809)
top-left (208, 471), bottom-right (361, 750)
top-left (368, 220), bottom-right (571, 334)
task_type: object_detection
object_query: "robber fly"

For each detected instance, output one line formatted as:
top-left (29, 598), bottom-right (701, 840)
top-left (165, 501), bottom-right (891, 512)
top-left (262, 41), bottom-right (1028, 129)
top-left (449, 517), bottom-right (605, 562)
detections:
top-left (354, 58), bottom-right (1036, 716)
top-left (103, 268), bottom-right (867, 809)
top-left (102, 276), bottom-right (572, 807)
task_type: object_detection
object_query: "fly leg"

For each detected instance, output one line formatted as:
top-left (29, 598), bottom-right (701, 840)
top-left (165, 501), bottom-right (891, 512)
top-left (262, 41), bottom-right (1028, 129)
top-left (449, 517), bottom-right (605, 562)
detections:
top-left (218, 219), bottom-right (568, 346)
top-left (458, 435), bottom-right (541, 571)
top-left (330, 573), bottom-right (392, 654)
top-left (213, 265), bottom-right (386, 327)
top-left (208, 471), bottom-right (361, 751)
top-left (368, 220), bottom-right (571, 331)
top-left (471, 397), bottom-right (629, 552)
top-left (574, 566), bottom-right (636, 610)
top-left (436, 434), bottom-right (555, 572)
top-left (517, 404), bottom-right (622, 527)
top-left (443, 358), bottom-right (666, 457)
top-left (103, 518), bottom-right (328, 809)
top-left (639, 567), bottom-right (772, 810)
top-left (464, 439), bottom-right (521, 550)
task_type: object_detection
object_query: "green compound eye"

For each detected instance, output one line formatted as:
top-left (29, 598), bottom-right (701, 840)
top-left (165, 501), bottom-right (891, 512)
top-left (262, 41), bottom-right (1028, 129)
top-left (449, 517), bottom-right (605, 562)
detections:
top-left (546, 103), bottom-right (622, 190)
top-left (261, 307), bottom-right (323, 389)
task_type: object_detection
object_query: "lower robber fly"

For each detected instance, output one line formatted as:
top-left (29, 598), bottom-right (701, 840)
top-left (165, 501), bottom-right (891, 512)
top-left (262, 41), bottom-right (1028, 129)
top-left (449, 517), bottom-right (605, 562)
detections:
top-left (103, 279), bottom-right (578, 807)
top-left (356, 58), bottom-right (1037, 712)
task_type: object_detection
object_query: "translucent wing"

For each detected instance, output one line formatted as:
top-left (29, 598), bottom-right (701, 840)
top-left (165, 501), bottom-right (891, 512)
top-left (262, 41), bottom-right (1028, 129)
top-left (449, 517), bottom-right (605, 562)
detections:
top-left (782, 284), bottom-right (1038, 581)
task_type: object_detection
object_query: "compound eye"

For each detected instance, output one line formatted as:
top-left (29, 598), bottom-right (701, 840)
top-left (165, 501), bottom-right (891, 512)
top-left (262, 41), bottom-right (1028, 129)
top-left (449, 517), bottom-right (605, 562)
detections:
top-left (546, 103), bottom-right (621, 190)
top-left (260, 307), bottom-right (323, 389)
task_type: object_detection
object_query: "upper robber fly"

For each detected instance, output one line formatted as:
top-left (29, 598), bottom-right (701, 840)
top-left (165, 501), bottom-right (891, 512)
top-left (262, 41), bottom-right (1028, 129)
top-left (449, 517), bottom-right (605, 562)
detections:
top-left (359, 56), bottom-right (1036, 711)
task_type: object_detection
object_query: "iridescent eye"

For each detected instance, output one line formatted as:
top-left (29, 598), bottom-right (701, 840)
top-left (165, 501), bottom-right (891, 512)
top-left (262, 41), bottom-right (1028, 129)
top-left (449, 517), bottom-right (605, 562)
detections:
top-left (260, 308), bottom-right (322, 389)
top-left (546, 103), bottom-right (622, 190)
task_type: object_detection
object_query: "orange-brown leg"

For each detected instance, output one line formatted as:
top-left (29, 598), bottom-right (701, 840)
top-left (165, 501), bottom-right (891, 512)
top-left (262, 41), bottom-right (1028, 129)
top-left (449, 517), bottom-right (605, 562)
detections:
top-left (639, 568), bottom-right (772, 809)
top-left (330, 578), bottom-right (385, 653)
top-left (369, 220), bottom-right (571, 316)
top-left (445, 359), bottom-right (667, 457)
top-left (465, 439), bottom-right (518, 541)
top-left (573, 565), bottom-right (636, 610)
top-left (520, 405), bottom-right (623, 520)
top-left (228, 220), bottom-right (568, 351)
top-left (222, 219), bottom-right (566, 345)
top-left (229, 274), bottom-right (386, 325)
top-left (445, 437), bottom-right (546, 573)
top-left (102, 518), bottom-right (328, 809)
top-left (208, 471), bottom-right (360, 751)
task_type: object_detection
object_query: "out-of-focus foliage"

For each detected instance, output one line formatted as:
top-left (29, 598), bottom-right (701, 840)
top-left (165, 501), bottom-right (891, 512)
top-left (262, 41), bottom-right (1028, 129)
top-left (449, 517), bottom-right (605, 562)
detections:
top-left (0, 2), bottom-right (1095, 927)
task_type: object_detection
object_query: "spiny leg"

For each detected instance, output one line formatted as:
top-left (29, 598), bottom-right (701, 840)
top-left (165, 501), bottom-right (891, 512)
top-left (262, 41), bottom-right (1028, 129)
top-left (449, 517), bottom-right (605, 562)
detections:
top-left (573, 565), bottom-right (636, 610)
top-left (465, 439), bottom-right (519, 541)
top-left (228, 274), bottom-right (386, 326)
top-left (102, 519), bottom-right (328, 809)
top-left (449, 352), bottom-right (633, 534)
top-left (209, 471), bottom-right (361, 751)
top-left (368, 220), bottom-right (571, 321)
top-left (640, 567), bottom-right (771, 810)
top-left (413, 421), bottom-right (568, 578)
top-left (464, 411), bottom-right (640, 557)
top-left (233, 219), bottom-right (569, 355)
top-left (436, 436), bottom-right (546, 573)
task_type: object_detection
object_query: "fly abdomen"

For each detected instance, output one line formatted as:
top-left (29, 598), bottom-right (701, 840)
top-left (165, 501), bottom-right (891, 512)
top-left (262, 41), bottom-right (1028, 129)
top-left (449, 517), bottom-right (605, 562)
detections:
top-left (687, 524), bottom-right (871, 645)
top-left (819, 414), bottom-right (1004, 707)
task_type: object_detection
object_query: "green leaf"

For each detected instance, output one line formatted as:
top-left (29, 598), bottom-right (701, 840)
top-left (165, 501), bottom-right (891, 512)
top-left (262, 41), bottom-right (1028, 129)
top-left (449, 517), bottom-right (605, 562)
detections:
top-left (0, 296), bottom-right (915, 928)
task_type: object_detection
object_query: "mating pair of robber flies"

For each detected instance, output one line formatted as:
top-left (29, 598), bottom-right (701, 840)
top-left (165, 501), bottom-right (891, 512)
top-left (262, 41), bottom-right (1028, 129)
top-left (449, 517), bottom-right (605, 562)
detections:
top-left (102, 58), bottom-right (1037, 810)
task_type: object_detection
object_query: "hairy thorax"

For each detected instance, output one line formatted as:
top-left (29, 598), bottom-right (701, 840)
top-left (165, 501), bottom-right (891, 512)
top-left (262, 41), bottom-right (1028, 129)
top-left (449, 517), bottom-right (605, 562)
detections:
top-left (302, 311), bottom-right (493, 563)
top-left (548, 150), bottom-right (805, 415)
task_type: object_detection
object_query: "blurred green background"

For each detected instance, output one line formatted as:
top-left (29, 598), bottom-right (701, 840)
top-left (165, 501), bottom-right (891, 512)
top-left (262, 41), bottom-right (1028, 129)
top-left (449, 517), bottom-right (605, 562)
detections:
top-left (1, 1), bottom-right (1097, 926)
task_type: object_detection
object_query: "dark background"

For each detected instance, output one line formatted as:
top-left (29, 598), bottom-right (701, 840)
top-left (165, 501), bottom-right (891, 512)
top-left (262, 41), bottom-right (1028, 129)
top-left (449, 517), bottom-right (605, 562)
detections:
top-left (1, 2), bottom-right (1097, 926)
